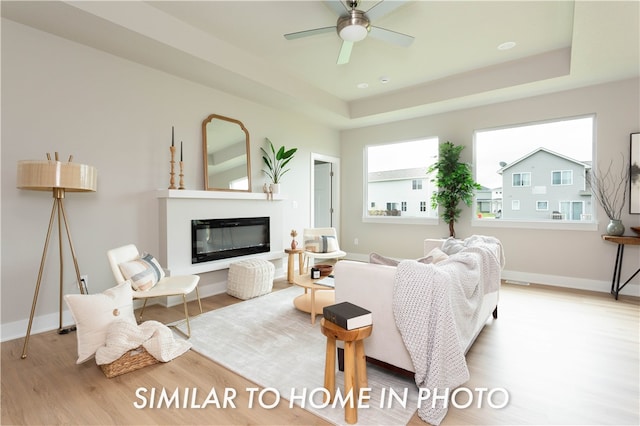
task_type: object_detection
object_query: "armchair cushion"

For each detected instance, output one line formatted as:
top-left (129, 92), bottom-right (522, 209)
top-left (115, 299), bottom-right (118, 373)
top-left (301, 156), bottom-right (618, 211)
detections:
top-left (118, 253), bottom-right (165, 291)
top-left (304, 235), bottom-right (339, 253)
top-left (64, 281), bottom-right (137, 364)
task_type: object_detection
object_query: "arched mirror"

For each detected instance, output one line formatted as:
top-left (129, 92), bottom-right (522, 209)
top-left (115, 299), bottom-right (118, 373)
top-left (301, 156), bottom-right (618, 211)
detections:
top-left (202, 114), bottom-right (251, 192)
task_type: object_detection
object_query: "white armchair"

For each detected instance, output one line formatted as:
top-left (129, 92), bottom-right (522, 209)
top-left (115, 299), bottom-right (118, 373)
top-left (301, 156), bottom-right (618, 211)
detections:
top-left (107, 244), bottom-right (202, 337)
top-left (302, 227), bottom-right (347, 272)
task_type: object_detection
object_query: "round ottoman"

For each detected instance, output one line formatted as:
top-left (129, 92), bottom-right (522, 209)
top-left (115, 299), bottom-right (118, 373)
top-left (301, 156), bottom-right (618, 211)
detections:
top-left (227, 259), bottom-right (275, 300)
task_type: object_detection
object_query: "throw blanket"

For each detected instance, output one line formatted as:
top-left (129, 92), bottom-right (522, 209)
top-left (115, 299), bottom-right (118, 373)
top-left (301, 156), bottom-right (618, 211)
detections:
top-left (393, 238), bottom-right (502, 425)
top-left (95, 320), bottom-right (192, 365)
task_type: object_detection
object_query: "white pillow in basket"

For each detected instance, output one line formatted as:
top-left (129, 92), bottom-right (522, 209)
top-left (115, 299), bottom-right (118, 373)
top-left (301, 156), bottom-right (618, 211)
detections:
top-left (64, 281), bottom-right (137, 364)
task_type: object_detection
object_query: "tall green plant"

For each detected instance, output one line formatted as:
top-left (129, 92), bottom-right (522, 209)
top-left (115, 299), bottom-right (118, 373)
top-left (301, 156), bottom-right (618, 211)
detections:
top-left (427, 141), bottom-right (481, 238)
top-left (260, 138), bottom-right (297, 184)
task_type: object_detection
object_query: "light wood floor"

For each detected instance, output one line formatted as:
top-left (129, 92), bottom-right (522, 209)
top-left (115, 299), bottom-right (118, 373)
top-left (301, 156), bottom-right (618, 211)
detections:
top-left (2, 278), bottom-right (638, 425)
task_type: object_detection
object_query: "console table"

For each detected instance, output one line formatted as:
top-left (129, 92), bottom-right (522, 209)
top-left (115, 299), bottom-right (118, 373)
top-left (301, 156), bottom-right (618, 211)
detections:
top-left (602, 235), bottom-right (640, 299)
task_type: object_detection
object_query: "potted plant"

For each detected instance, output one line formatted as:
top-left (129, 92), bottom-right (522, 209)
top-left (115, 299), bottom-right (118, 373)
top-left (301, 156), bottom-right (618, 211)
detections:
top-left (427, 141), bottom-right (481, 238)
top-left (586, 154), bottom-right (630, 236)
top-left (260, 138), bottom-right (297, 193)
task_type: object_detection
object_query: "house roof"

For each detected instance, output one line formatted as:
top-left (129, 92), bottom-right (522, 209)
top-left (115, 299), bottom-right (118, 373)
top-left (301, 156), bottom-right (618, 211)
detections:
top-left (368, 167), bottom-right (428, 182)
top-left (497, 147), bottom-right (592, 174)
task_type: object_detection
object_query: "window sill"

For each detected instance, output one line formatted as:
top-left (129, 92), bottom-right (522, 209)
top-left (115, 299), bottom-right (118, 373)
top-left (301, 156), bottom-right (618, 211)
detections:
top-left (363, 216), bottom-right (439, 225)
top-left (472, 218), bottom-right (599, 231)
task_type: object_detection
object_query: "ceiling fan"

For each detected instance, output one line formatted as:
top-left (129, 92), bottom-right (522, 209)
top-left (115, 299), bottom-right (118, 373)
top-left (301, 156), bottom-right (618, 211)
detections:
top-left (284, 0), bottom-right (414, 65)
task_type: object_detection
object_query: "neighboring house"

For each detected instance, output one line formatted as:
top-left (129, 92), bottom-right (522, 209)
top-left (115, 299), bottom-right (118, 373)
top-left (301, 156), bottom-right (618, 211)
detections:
top-left (475, 185), bottom-right (493, 215)
top-left (497, 148), bottom-right (592, 220)
top-left (367, 167), bottom-right (435, 217)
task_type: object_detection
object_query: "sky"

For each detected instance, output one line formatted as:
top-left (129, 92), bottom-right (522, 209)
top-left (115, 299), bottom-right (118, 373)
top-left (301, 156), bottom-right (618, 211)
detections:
top-left (365, 116), bottom-right (594, 189)
top-left (474, 116), bottom-right (593, 188)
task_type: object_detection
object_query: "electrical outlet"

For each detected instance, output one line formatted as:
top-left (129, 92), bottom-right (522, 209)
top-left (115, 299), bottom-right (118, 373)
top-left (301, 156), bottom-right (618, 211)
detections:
top-left (354, 237), bottom-right (359, 245)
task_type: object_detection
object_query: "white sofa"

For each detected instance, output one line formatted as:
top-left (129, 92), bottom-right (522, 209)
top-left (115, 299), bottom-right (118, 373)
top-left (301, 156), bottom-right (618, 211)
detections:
top-left (334, 237), bottom-right (502, 374)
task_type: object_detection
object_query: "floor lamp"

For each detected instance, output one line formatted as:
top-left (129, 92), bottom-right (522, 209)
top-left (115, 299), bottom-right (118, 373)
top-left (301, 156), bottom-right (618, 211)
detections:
top-left (17, 153), bottom-right (97, 359)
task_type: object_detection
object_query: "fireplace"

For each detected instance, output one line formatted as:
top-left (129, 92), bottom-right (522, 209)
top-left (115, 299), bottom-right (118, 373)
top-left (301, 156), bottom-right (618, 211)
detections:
top-left (191, 217), bottom-right (270, 264)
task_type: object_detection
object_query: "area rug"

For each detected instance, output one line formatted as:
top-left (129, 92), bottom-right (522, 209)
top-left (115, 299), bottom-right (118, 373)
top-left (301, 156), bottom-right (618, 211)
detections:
top-left (174, 286), bottom-right (420, 425)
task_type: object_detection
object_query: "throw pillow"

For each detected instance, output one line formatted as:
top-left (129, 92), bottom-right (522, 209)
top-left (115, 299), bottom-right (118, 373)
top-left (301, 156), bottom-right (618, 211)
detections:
top-left (118, 252), bottom-right (165, 291)
top-left (441, 237), bottom-right (465, 255)
top-left (304, 235), bottom-right (339, 253)
top-left (369, 253), bottom-right (433, 266)
top-left (426, 247), bottom-right (449, 264)
top-left (369, 252), bottom-right (400, 266)
top-left (63, 281), bottom-right (137, 364)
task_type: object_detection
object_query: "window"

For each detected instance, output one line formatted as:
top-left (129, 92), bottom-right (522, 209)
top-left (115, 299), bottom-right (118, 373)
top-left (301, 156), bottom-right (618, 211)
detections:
top-left (552, 170), bottom-right (573, 185)
top-left (512, 172), bottom-right (531, 187)
top-left (365, 138), bottom-right (439, 222)
top-left (474, 115), bottom-right (594, 227)
top-left (536, 201), bottom-right (549, 211)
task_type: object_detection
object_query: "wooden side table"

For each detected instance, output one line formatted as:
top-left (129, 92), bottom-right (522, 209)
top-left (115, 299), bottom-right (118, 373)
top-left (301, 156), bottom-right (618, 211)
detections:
top-left (284, 248), bottom-right (304, 283)
top-left (602, 235), bottom-right (640, 299)
top-left (320, 318), bottom-right (372, 425)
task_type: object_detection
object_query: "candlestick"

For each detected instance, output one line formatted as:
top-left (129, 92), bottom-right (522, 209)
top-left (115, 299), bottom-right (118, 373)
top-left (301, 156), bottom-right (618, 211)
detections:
top-left (179, 161), bottom-right (185, 190)
top-left (180, 141), bottom-right (183, 161)
top-left (169, 145), bottom-right (176, 189)
top-left (171, 126), bottom-right (174, 147)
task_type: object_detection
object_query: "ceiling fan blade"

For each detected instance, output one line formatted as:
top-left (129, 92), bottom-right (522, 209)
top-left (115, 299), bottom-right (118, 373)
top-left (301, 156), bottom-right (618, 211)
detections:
top-left (365, 0), bottom-right (409, 21)
top-left (284, 26), bottom-right (336, 40)
top-left (337, 40), bottom-right (354, 64)
top-left (369, 26), bottom-right (414, 47)
top-left (324, 0), bottom-right (348, 16)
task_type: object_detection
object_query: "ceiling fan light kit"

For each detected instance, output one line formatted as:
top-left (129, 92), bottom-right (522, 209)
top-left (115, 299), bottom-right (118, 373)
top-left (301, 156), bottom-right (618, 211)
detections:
top-left (284, 0), bottom-right (413, 65)
top-left (337, 10), bottom-right (370, 42)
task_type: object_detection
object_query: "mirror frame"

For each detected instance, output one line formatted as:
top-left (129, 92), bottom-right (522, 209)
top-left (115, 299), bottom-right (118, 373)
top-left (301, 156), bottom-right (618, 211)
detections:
top-left (202, 114), bottom-right (252, 192)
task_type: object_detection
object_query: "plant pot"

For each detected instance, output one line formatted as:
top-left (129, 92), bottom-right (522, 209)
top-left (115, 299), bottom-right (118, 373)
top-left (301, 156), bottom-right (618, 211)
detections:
top-left (606, 219), bottom-right (625, 236)
top-left (291, 239), bottom-right (297, 249)
top-left (269, 183), bottom-right (280, 194)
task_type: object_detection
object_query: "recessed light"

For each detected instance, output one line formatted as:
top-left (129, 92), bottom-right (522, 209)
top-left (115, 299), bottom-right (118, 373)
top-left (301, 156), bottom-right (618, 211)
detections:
top-left (357, 82), bottom-right (369, 89)
top-left (379, 76), bottom-right (390, 84)
top-left (498, 41), bottom-right (516, 51)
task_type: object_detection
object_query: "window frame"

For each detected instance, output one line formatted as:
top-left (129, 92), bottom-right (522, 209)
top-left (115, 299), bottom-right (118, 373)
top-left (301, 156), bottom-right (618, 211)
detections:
top-left (472, 114), bottom-right (598, 231)
top-left (551, 170), bottom-right (573, 186)
top-left (363, 137), bottom-right (440, 225)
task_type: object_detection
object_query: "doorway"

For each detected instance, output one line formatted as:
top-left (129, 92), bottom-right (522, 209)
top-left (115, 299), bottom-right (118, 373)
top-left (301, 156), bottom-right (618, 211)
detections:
top-left (311, 153), bottom-right (340, 231)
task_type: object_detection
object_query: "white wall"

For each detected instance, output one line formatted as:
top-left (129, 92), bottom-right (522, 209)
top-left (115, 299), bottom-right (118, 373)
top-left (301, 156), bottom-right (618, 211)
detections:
top-left (340, 78), bottom-right (640, 295)
top-left (0, 19), bottom-right (339, 339)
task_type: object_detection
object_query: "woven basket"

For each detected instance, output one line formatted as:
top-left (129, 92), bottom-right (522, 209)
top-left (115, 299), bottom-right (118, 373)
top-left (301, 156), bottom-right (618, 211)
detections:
top-left (100, 346), bottom-right (159, 378)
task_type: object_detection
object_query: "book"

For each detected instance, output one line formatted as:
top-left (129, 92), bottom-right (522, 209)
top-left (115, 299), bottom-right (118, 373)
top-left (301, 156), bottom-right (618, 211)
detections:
top-left (315, 275), bottom-right (335, 287)
top-left (323, 301), bottom-right (372, 330)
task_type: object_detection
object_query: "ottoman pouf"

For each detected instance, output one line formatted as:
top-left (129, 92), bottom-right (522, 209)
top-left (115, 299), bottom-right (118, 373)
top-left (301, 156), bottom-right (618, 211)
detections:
top-left (227, 259), bottom-right (275, 300)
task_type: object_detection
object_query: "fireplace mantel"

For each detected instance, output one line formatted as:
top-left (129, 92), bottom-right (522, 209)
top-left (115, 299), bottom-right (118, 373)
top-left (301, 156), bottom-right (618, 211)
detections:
top-left (157, 189), bottom-right (286, 201)
top-left (157, 189), bottom-right (285, 276)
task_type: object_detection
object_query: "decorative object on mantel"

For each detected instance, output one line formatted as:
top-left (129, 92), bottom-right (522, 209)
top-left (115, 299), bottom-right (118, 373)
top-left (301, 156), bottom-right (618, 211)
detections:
top-left (169, 126), bottom-right (177, 190)
top-left (16, 152), bottom-right (98, 359)
top-left (586, 153), bottom-right (630, 236)
top-left (260, 137), bottom-right (297, 194)
top-left (290, 229), bottom-right (298, 249)
top-left (263, 182), bottom-right (273, 200)
top-left (179, 140), bottom-right (185, 190)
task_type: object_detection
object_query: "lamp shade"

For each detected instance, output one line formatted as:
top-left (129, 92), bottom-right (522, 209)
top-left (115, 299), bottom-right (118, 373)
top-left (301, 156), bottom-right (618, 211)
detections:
top-left (17, 160), bottom-right (97, 192)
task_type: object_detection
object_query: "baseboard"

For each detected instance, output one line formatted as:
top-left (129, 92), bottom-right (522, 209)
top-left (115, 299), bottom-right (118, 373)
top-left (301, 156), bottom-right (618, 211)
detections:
top-left (1, 268), bottom-right (287, 342)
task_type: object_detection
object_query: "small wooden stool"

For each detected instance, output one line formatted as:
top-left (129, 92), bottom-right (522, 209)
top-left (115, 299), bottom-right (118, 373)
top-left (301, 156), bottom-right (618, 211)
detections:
top-left (320, 318), bottom-right (373, 424)
top-left (284, 248), bottom-right (304, 283)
